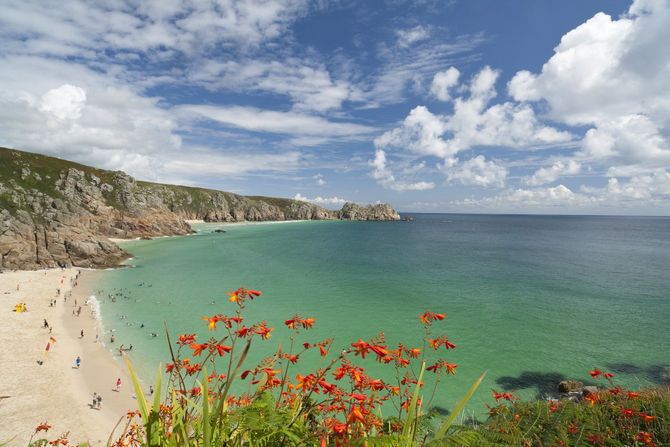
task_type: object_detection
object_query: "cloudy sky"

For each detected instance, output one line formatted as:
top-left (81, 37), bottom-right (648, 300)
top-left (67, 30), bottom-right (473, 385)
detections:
top-left (1, 0), bottom-right (669, 214)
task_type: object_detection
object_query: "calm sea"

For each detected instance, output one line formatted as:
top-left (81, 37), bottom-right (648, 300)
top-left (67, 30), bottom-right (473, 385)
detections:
top-left (94, 214), bottom-right (670, 415)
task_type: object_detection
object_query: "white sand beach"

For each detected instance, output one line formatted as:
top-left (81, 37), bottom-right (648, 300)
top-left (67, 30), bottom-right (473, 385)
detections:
top-left (0, 269), bottom-right (141, 446)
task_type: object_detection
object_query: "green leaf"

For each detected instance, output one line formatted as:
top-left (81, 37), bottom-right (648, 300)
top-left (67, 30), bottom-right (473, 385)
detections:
top-left (434, 371), bottom-right (487, 439)
top-left (124, 356), bottom-right (149, 424)
top-left (402, 361), bottom-right (426, 443)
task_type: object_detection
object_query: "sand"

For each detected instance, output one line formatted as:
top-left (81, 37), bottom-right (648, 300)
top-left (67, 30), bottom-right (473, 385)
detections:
top-left (0, 269), bottom-right (142, 446)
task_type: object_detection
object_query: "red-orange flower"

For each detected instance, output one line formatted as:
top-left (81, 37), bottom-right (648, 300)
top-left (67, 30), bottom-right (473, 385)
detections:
top-left (35, 422), bottom-right (52, 433)
top-left (347, 406), bottom-right (365, 424)
top-left (190, 342), bottom-right (208, 356)
top-left (351, 339), bottom-right (370, 358)
top-left (637, 431), bottom-right (656, 447)
top-left (589, 368), bottom-right (613, 380)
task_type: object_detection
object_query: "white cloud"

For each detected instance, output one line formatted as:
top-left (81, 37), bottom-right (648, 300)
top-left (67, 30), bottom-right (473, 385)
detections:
top-left (189, 59), bottom-right (362, 112)
top-left (293, 193), bottom-right (348, 207)
top-left (525, 159), bottom-right (581, 186)
top-left (445, 155), bottom-right (508, 188)
top-left (396, 25), bottom-right (431, 48)
top-left (313, 173), bottom-right (326, 186)
top-left (177, 104), bottom-right (375, 141)
top-left (430, 67), bottom-right (460, 101)
top-left (163, 150), bottom-right (303, 178)
top-left (507, 0), bottom-right (670, 186)
top-left (369, 148), bottom-right (435, 191)
top-left (454, 184), bottom-right (595, 211)
top-left (39, 84), bottom-right (87, 120)
top-left (375, 106), bottom-right (451, 158)
top-left (0, 0), bottom-right (311, 56)
top-left (372, 66), bottom-right (571, 190)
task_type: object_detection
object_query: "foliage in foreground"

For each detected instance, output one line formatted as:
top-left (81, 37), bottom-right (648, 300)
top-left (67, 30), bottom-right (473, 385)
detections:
top-left (22, 287), bottom-right (669, 447)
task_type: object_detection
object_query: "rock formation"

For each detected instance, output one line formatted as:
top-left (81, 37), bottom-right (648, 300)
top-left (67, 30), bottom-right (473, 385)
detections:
top-left (0, 147), bottom-right (400, 270)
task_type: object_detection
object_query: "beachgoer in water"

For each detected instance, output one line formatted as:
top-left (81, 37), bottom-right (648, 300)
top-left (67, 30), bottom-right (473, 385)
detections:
top-left (110, 334), bottom-right (115, 343)
top-left (149, 385), bottom-right (154, 396)
top-left (150, 333), bottom-right (157, 338)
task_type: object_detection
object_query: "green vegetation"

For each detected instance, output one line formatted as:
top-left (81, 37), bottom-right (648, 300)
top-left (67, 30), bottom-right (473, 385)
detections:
top-left (0, 146), bottom-right (316, 218)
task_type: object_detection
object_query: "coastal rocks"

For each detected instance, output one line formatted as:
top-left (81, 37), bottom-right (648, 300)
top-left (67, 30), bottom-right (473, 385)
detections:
top-left (558, 380), bottom-right (584, 393)
top-left (0, 146), bottom-right (401, 270)
top-left (338, 202), bottom-right (401, 221)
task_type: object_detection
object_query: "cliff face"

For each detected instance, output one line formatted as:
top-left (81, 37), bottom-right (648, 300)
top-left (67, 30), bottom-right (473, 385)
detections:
top-left (0, 147), bottom-right (400, 270)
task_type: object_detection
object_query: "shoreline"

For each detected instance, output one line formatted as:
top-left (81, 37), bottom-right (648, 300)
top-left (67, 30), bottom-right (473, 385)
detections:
top-left (0, 269), bottom-right (141, 445)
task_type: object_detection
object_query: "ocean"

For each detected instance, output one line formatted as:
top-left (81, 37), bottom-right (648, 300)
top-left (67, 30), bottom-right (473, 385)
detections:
top-left (93, 214), bottom-right (670, 415)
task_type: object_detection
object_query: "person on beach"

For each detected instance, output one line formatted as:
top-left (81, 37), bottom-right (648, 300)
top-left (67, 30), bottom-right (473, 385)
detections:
top-left (96, 394), bottom-right (102, 409)
top-left (75, 356), bottom-right (81, 369)
top-left (80, 329), bottom-right (84, 338)
top-left (43, 319), bottom-right (49, 329)
top-left (116, 378), bottom-right (122, 391)
top-left (92, 392), bottom-right (98, 409)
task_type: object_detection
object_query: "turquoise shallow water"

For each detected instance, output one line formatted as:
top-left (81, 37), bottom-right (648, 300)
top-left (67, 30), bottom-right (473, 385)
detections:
top-left (95, 214), bottom-right (670, 415)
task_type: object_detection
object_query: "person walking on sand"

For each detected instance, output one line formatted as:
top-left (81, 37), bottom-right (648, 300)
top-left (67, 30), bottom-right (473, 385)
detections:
top-left (75, 356), bottom-right (81, 369)
top-left (96, 394), bottom-right (102, 409)
top-left (43, 319), bottom-right (49, 329)
top-left (116, 377), bottom-right (122, 391)
top-left (80, 329), bottom-right (84, 338)
top-left (92, 392), bottom-right (98, 409)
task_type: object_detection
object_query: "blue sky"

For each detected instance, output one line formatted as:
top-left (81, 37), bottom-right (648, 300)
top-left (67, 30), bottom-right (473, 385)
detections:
top-left (1, 0), bottom-right (668, 214)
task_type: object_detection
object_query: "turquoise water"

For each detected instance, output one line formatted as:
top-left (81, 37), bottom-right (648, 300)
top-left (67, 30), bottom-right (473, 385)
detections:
top-left (95, 214), bottom-right (670, 415)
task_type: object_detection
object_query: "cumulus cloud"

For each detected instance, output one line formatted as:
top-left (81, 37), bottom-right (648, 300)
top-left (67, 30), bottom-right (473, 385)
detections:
top-left (372, 65), bottom-right (571, 190)
top-left (525, 159), bottom-right (581, 186)
top-left (39, 84), bottom-right (87, 120)
top-left (293, 193), bottom-right (348, 207)
top-left (430, 67), bottom-right (460, 101)
top-left (507, 0), bottom-right (670, 190)
top-left (369, 149), bottom-right (435, 191)
top-left (445, 155), bottom-right (508, 188)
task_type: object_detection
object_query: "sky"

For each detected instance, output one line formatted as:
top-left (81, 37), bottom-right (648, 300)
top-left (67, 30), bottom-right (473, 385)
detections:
top-left (1, 0), bottom-right (669, 215)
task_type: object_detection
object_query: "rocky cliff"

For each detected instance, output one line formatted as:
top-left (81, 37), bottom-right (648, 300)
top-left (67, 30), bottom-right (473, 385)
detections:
top-left (0, 147), bottom-right (400, 270)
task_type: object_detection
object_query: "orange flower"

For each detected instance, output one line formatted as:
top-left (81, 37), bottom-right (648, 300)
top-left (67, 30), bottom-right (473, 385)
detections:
top-left (347, 406), bottom-right (365, 424)
top-left (621, 408), bottom-right (635, 418)
top-left (214, 343), bottom-right (232, 356)
top-left (35, 422), bottom-right (51, 433)
top-left (177, 334), bottom-right (196, 345)
top-left (190, 342), bottom-right (208, 356)
top-left (589, 368), bottom-right (602, 379)
top-left (419, 311), bottom-right (446, 325)
top-left (639, 412), bottom-right (656, 423)
top-left (627, 391), bottom-right (640, 399)
top-left (351, 339), bottom-right (371, 358)
top-left (254, 321), bottom-right (273, 339)
top-left (637, 431), bottom-right (655, 447)
top-left (202, 315), bottom-right (221, 331)
top-left (407, 347), bottom-right (421, 358)
top-left (302, 317), bottom-right (315, 329)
